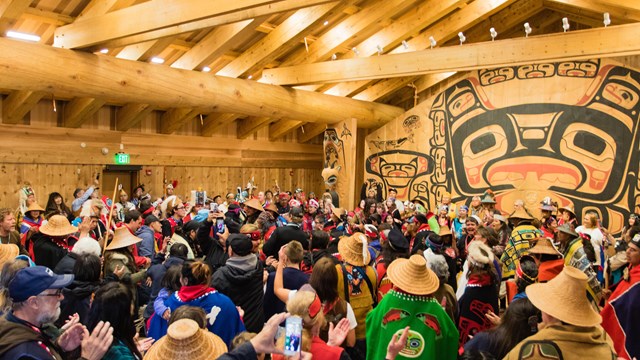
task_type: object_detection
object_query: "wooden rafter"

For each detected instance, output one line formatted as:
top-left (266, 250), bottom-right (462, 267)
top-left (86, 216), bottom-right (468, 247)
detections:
top-left (326, 0), bottom-right (516, 98)
top-left (306, 0), bottom-right (466, 95)
top-left (160, 108), bottom-right (200, 134)
top-left (0, 0), bottom-right (32, 35)
top-left (2, 90), bottom-right (46, 125)
top-left (263, 22), bottom-right (640, 85)
top-left (269, 120), bottom-right (305, 141)
top-left (298, 123), bottom-right (328, 143)
top-left (115, 103), bottom-right (155, 131)
top-left (171, 18), bottom-right (265, 70)
top-left (544, 0), bottom-right (640, 22)
top-left (201, 113), bottom-right (241, 136)
top-left (63, 97), bottom-right (106, 128)
top-left (216, 2), bottom-right (343, 78)
top-left (237, 117), bottom-right (272, 139)
top-left (279, 0), bottom-right (418, 67)
top-left (54, 0), bottom-right (336, 50)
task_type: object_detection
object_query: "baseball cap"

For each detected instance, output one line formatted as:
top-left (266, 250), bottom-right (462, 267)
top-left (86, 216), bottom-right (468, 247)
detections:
top-left (228, 234), bottom-right (253, 256)
top-left (9, 266), bottom-right (74, 303)
top-left (145, 214), bottom-right (161, 225)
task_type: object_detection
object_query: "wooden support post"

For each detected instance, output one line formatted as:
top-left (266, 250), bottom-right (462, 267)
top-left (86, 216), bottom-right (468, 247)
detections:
top-left (2, 90), bottom-right (46, 124)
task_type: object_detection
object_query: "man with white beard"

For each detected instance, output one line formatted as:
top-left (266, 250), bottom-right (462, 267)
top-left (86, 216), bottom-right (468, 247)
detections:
top-left (0, 266), bottom-right (113, 360)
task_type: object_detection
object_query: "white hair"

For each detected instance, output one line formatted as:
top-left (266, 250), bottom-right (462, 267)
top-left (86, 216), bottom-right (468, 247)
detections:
top-left (423, 249), bottom-right (449, 281)
top-left (72, 237), bottom-right (101, 257)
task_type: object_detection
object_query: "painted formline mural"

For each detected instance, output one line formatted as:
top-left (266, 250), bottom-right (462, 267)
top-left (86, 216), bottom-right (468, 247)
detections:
top-left (363, 59), bottom-right (640, 234)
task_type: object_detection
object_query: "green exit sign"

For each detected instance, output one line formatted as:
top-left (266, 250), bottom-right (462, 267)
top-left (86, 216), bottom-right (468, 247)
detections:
top-left (114, 153), bottom-right (130, 165)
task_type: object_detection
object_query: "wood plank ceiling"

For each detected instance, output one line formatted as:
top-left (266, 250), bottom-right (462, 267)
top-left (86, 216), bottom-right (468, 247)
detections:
top-left (2, 0), bottom-right (639, 142)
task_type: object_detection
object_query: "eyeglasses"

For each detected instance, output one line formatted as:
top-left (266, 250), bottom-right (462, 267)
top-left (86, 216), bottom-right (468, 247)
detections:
top-left (176, 206), bottom-right (185, 210)
top-left (38, 289), bottom-right (62, 297)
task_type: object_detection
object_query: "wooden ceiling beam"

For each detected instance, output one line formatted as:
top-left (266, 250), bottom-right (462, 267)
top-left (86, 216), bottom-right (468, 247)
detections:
top-left (544, 0), bottom-right (640, 22)
top-left (298, 123), bottom-right (328, 143)
top-left (279, 0), bottom-right (418, 67)
top-left (116, 36), bottom-right (176, 61)
top-left (217, 2), bottom-right (343, 78)
top-left (2, 90), bottom-right (46, 124)
top-left (237, 117), bottom-right (272, 139)
top-left (320, 0), bottom-right (467, 97)
top-left (63, 97), bottom-right (106, 128)
top-left (0, 0), bottom-right (32, 34)
top-left (0, 38), bottom-right (402, 128)
top-left (171, 18), bottom-right (265, 71)
top-left (54, 0), bottom-right (335, 50)
top-left (352, 76), bottom-right (415, 102)
top-left (115, 103), bottom-right (155, 131)
top-left (201, 113), bottom-right (241, 136)
top-left (160, 108), bottom-right (200, 134)
top-left (269, 120), bottom-right (305, 141)
top-left (22, 7), bottom-right (74, 25)
top-left (262, 22), bottom-right (640, 85)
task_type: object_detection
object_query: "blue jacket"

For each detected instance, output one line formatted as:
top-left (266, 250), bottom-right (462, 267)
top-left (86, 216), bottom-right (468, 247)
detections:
top-left (147, 288), bottom-right (245, 347)
top-left (143, 256), bottom-right (185, 318)
top-left (135, 225), bottom-right (156, 258)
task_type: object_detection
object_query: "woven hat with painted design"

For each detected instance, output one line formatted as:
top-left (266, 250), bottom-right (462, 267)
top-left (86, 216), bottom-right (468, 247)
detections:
top-left (144, 319), bottom-right (227, 360)
top-left (528, 237), bottom-right (562, 256)
top-left (25, 203), bottom-right (45, 214)
top-left (526, 266), bottom-right (601, 326)
top-left (509, 207), bottom-right (534, 221)
top-left (243, 198), bottom-right (264, 212)
top-left (39, 215), bottom-right (77, 237)
top-left (387, 254), bottom-right (439, 295)
top-left (557, 204), bottom-right (576, 217)
top-left (338, 233), bottom-right (370, 266)
top-left (0, 244), bottom-right (19, 268)
top-left (105, 226), bottom-right (142, 250)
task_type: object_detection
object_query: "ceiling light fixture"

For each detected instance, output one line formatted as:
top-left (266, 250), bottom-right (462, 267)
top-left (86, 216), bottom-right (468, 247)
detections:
top-left (100, 48), bottom-right (109, 54)
top-left (603, 12), bottom-right (611, 27)
top-left (323, 20), bottom-right (329, 26)
top-left (429, 36), bottom-right (436, 49)
top-left (490, 27), bottom-right (497, 41)
top-left (202, 66), bottom-right (211, 72)
top-left (150, 57), bottom-right (165, 64)
top-left (562, 17), bottom-right (570, 32)
top-left (458, 32), bottom-right (466, 45)
top-left (6, 31), bottom-right (40, 42)
top-left (402, 40), bottom-right (409, 50)
top-left (524, 22), bottom-right (532, 37)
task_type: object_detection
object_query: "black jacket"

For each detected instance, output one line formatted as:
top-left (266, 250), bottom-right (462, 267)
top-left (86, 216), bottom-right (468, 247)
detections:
top-left (212, 255), bottom-right (264, 333)
top-left (53, 252), bottom-right (78, 275)
top-left (196, 220), bottom-right (228, 274)
top-left (57, 280), bottom-right (100, 327)
top-left (262, 223), bottom-right (309, 259)
top-left (32, 233), bottom-right (75, 270)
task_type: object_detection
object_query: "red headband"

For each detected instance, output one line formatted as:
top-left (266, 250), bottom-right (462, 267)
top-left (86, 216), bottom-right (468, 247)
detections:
top-left (142, 206), bottom-right (155, 216)
top-left (308, 293), bottom-right (322, 318)
top-left (516, 262), bottom-right (537, 283)
top-left (242, 230), bottom-right (261, 241)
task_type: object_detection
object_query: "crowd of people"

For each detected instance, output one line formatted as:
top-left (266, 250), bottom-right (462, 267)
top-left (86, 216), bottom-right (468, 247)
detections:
top-left (0, 180), bottom-right (638, 360)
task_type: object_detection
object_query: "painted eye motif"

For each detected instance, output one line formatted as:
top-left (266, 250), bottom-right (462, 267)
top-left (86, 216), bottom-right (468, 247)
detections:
top-left (409, 339), bottom-right (420, 348)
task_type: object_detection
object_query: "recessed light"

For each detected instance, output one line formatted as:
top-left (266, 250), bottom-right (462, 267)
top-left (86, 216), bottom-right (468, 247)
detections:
top-left (248, 75), bottom-right (253, 80)
top-left (202, 66), bottom-right (211, 72)
top-left (100, 48), bottom-right (108, 54)
top-left (6, 31), bottom-right (40, 42)
top-left (150, 57), bottom-right (165, 64)
top-left (323, 20), bottom-right (329, 26)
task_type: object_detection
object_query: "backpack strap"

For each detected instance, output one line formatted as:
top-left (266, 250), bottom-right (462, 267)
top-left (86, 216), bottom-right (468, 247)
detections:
top-left (340, 264), bottom-right (350, 303)
top-left (353, 266), bottom-right (377, 307)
